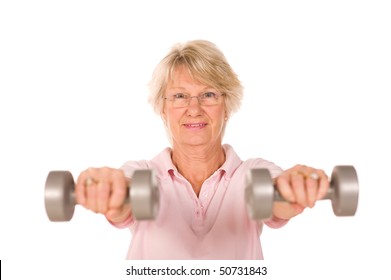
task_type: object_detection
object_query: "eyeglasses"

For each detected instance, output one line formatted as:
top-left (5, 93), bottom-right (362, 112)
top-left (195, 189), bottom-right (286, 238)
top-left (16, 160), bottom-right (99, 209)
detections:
top-left (163, 92), bottom-right (225, 108)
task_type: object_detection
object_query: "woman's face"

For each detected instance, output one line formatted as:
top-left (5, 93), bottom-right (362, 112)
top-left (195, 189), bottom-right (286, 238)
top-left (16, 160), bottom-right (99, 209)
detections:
top-left (162, 66), bottom-right (227, 149)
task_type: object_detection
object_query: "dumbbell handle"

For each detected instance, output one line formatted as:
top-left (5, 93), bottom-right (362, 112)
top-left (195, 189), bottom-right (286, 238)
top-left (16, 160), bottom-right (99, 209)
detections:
top-left (273, 187), bottom-right (334, 202)
top-left (67, 184), bottom-right (133, 205)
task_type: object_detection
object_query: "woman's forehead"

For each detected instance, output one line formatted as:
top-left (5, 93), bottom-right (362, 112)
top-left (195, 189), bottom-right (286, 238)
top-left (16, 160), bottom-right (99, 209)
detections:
top-left (168, 65), bottom-right (215, 89)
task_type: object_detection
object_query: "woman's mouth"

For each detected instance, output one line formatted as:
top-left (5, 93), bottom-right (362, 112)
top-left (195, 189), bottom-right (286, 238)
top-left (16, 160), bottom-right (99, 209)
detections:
top-left (183, 122), bottom-right (207, 128)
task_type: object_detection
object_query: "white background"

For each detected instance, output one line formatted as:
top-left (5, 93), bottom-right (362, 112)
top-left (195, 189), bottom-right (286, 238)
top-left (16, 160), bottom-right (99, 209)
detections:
top-left (1, 0), bottom-right (390, 279)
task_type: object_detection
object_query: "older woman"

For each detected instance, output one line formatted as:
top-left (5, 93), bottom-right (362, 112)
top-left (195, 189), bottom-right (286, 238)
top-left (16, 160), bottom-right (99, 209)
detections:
top-left (75, 40), bottom-right (329, 259)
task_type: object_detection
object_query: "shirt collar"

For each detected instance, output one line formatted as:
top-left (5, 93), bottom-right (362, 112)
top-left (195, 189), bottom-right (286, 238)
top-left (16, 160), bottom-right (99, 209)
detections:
top-left (150, 147), bottom-right (176, 178)
top-left (219, 144), bottom-right (243, 179)
top-left (150, 144), bottom-right (243, 180)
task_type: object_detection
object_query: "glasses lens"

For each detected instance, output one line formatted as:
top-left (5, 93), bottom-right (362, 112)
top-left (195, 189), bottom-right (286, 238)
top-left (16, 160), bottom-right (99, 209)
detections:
top-left (201, 92), bottom-right (221, 106)
top-left (175, 98), bottom-right (188, 107)
top-left (169, 93), bottom-right (223, 107)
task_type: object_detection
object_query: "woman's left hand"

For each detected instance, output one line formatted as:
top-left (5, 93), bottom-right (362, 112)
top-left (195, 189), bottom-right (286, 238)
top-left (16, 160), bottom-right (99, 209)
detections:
top-left (272, 164), bottom-right (329, 220)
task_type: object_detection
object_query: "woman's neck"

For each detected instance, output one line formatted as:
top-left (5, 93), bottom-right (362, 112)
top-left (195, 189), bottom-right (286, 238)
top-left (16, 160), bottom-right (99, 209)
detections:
top-left (171, 143), bottom-right (225, 196)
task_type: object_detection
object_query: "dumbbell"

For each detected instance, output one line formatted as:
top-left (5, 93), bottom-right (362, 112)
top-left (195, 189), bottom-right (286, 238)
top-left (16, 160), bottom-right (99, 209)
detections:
top-left (44, 169), bottom-right (159, 222)
top-left (245, 165), bottom-right (359, 220)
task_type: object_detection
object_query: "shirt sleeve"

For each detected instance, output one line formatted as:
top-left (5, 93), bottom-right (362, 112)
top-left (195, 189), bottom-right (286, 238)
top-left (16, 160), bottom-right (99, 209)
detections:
top-left (264, 215), bottom-right (289, 229)
top-left (108, 213), bottom-right (135, 229)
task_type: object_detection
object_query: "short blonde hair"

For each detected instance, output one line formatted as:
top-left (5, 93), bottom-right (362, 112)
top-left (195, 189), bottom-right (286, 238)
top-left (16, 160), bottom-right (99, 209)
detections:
top-left (148, 40), bottom-right (243, 117)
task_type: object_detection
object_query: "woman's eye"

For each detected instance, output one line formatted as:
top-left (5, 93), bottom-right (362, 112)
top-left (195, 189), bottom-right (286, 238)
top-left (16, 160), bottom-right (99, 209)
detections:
top-left (203, 92), bottom-right (216, 98)
top-left (174, 93), bottom-right (187, 99)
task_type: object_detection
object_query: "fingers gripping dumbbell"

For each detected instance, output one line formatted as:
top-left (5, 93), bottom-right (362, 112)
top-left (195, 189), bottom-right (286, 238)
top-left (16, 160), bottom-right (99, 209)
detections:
top-left (44, 169), bottom-right (159, 222)
top-left (245, 165), bottom-right (359, 220)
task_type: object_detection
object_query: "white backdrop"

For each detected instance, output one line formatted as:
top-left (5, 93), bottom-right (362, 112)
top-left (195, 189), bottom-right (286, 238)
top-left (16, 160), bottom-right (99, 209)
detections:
top-left (1, 1), bottom-right (390, 279)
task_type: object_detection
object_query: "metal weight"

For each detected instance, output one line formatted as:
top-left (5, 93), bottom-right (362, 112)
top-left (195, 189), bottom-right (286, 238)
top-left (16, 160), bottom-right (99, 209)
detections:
top-left (130, 169), bottom-right (160, 220)
top-left (44, 169), bottom-right (159, 222)
top-left (245, 168), bottom-right (275, 221)
top-left (45, 171), bottom-right (75, 222)
top-left (330, 166), bottom-right (359, 216)
top-left (245, 165), bottom-right (359, 220)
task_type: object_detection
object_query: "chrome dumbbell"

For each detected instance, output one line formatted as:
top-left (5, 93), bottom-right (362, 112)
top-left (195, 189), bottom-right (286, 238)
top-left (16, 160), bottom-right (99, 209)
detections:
top-left (44, 169), bottom-right (159, 221)
top-left (245, 165), bottom-right (359, 220)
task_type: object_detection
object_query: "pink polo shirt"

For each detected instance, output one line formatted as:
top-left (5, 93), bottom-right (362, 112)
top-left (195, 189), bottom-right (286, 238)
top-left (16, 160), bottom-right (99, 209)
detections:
top-left (112, 144), bottom-right (288, 259)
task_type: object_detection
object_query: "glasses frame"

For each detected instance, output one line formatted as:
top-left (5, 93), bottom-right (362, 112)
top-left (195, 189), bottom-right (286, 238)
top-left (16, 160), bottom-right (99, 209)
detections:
top-left (163, 92), bottom-right (225, 108)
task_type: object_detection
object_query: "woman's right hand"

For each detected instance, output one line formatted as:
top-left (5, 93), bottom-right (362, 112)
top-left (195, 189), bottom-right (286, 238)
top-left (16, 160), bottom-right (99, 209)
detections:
top-left (75, 167), bottom-right (131, 223)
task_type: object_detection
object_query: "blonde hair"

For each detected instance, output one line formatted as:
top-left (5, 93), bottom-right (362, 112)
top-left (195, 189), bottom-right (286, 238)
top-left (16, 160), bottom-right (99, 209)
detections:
top-left (148, 40), bottom-right (243, 117)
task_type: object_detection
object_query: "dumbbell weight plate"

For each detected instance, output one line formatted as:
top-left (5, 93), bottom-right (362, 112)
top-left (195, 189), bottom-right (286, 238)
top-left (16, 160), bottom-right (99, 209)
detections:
top-left (245, 168), bottom-right (274, 220)
top-left (331, 165), bottom-right (359, 216)
top-left (45, 170), bottom-right (75, 222)
top-left (130, 169), bottom-right (160, 220)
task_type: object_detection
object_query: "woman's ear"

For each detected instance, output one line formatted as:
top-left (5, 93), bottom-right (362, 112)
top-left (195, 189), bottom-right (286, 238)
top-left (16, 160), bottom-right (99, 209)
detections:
top-left (161, 108), bottom-right (167, 124)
